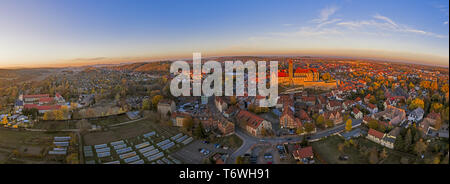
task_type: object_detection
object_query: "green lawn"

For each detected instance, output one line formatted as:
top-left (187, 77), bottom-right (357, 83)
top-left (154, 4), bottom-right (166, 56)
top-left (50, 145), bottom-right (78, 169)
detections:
top-left (211, 134), bottom-right (243, 149)
top-left (311, 136), bottom-right (369, 164)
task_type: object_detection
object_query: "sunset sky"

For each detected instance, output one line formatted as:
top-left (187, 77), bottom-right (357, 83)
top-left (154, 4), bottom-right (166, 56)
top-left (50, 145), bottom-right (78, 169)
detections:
top-left (0, 0), bottom-right (448, 68)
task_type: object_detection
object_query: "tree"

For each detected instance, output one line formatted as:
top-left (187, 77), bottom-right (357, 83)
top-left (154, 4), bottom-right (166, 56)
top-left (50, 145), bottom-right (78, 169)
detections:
top-left (345, 119), bottom-right (352, 132)
top-left (182, 116), bottom-right (194, 131)
top-left (430, 103), bottom-right (443, 113)
top-left (409, 98), bottom-right (424, 110)
top-left (141, 99), bottom-right (151, 110)
top-left (368, 120), bottom-right (379, 130)
top-left (304, 123), bottom-right (314, 134)
top-left (296, 127), bottom-right (304, 135)
top-left (194, 123), bottom-right (206, 139)
top-left (230, 96), bottom-right (237, 105)
top-left (315, 115), bottom-right (325, 127)
top-left (404, 129), bottom-right (413, 152)
top-left (152, 95), bottom-right (164, 109)
top-left (325, 120), bottom-right (334, 128)
top-left (1, 115), bottom-right (8, 125)
top-left (369, 148), bottom-right (379, 164)
top-left (414, 139), bottom-right (427, 156)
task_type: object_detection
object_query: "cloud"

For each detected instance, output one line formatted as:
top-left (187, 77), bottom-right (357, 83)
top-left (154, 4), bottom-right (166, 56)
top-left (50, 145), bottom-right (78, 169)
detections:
top-left (337, 14), bottom-right (447, 39)
top-left (312, 6), bottom-right (339, 23)
top-left (444, 21), bottom-right (449, 25)
top-left (373, 14), bottom-right (399, 27)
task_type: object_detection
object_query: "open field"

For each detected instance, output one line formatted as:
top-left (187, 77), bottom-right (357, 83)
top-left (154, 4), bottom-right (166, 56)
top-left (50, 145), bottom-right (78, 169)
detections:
top-left (311, 136), bottom-right (369, 164)
top-left (83, 118), bottom-right (179, 145)
top-left (0, 128), bottom-right (74, 164)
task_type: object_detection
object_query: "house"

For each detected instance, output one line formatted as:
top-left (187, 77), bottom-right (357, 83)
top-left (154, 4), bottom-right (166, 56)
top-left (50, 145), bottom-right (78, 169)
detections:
top-left (364, 94), bottom-right (371, 104)
top-left (302, 96), bottom-right (316, 106)
top-left (366, 128), bottom-right (394, 149)
top-left (323, 110), bottom-right (343, 125)
top-left (408, 107), bottom-right (424, 122)
top-left (342, 100), bottom-right (355, 110)
top-left (366, 128), bottom-right (384, 144)
top-left (217, 121), bottom-right (235, 136)
top-left (373, 105), bottom-right (406, 126)
top-left (215, 96), bottom-right (228, 113)
top-left (292, 146), bottom-right (314, 164)
top-left (352, 108), bottom-right (363, 119)
top-left (157, 99), bottom-right (176, 116)
top-left (419, 112), bottom-right (441, 136)
top-left (171, 112), bottom-right (191, 127)
top-left (280, 106), bottom-right (301, 129)
top-left (326, 100), bottom-right (341, 111)
top-left (236, 110), bottom-right (272, 137)
top-left (367, 103), bottom-right (378, 114)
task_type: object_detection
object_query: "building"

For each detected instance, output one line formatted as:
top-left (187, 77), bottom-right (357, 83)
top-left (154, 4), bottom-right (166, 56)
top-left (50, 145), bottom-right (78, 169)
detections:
top-left (373, 105), bottom-right (406, 126)
top-left (278, 59), bottom-right (336, 89)
top-left (279, 105), bottom-right (301, 129)
top-left (171, 112), bottom-right (191, 127)
top-left (215, 96), bottom-right (228, 113)
top-left (366, 128), bottom-right (394, 149)
top-left (367, 103), bottom-right (378, 114)
top-left (217, 121), bottom-right (235, 136)
top-left (408, 107), bottom-right (424, 122)
top-left (236, 110), bottom-right (272, 137)
top-left (324, 110), bottom-right (343, 125)
top-left (157, 99), bottom-right (176, 116)
top-left (292, 146), bottom-right (314, 164)
top-left (352, 108), bottom-right (363, 119)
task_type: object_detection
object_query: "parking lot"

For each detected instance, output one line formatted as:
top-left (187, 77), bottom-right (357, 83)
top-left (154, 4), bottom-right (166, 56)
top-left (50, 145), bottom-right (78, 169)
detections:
top-left (170, 140), bottom-right (234, 164)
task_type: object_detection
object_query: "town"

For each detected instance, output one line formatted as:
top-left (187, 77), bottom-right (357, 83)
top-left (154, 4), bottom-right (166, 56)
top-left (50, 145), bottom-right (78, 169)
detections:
top-left (0, 57), bottom-right (448, 164)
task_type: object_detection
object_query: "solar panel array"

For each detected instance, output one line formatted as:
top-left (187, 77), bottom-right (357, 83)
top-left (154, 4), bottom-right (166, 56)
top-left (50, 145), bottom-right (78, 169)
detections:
top-left (110, 140), bottom-right (125, 146)
top-left (116, 147), bottom-right (133, 154)
top-left (94, 144), bottom-right (107, 149)
top-left (119, 151), bottom-right (136, 159)
top-left (142, 149), bottom-right (159, 157)
top-left (147, 152), bottom-right (164, 161)
top-left (124, 155), bottom-right (140, 163)
top-left (170, 133), bottom-right (183, 140)
top-left (104, 160), bottom-right (120, 164)
top-left (182, 137), bottom-right (193, 145)
top-left (96, 147), bottom-right (110, 153)
top-left (160, 142), bottom-right (175, 150)
top-left (143, 131), bottom-right (156, 138)
top-left (135, 142), bottom-right (150, 149)
top-left (157, 139), bottom-right (171, 147)
top-left (130, 159), bottom-right (145, 164)
top-left (175, 135), bottom-right (188, 143)
top-left (54, 142), bottom-right (69, 147)
top-left (113, 144), bottom-right (127, 150)
top-left (97, 151), bottom-right (111, 158)
top-left (162, 157), bottom-right (173, 164)
top-left (54, 137), bottom-right (71, 142)
top-left (138, 145), bottom-right (155, 154)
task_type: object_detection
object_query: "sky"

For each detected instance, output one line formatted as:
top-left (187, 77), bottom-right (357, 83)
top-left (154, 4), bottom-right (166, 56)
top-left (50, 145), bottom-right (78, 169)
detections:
top-left (0, 0), bottom-right (448, 68)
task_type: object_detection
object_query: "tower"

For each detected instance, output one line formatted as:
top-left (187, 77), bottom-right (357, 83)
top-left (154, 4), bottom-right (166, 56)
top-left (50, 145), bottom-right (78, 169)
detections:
top-left (288, 59), bottom-right (293, 85)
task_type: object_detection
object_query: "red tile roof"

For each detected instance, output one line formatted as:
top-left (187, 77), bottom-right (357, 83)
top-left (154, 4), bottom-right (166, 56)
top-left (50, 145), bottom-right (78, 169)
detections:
top-left (23, 94), bottom-right (49, 99)
top-left (293, 146), bottom-right (313, 159)
top-left (368, 128), bottom-right (384, 139)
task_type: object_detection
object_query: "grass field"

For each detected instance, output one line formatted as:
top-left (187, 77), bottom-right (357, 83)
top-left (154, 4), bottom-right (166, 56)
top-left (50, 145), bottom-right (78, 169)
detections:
top-left (0, 128), bottom-right (73, 164)
top-left (311, 136), bottom-right (369, 164)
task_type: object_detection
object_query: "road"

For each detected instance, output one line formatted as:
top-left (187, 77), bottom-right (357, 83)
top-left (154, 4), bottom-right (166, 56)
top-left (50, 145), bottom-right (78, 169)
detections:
top-left (208, 95), bottom-right (362, 164)
top-left (226, 118), bottom-right (362, 163)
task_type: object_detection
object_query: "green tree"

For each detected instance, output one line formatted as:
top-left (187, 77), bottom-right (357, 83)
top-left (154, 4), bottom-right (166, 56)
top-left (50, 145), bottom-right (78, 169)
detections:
top-left (142, 99), bottom-right (151, 110)
top-left (194, 123), bottom-right (206, 139)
